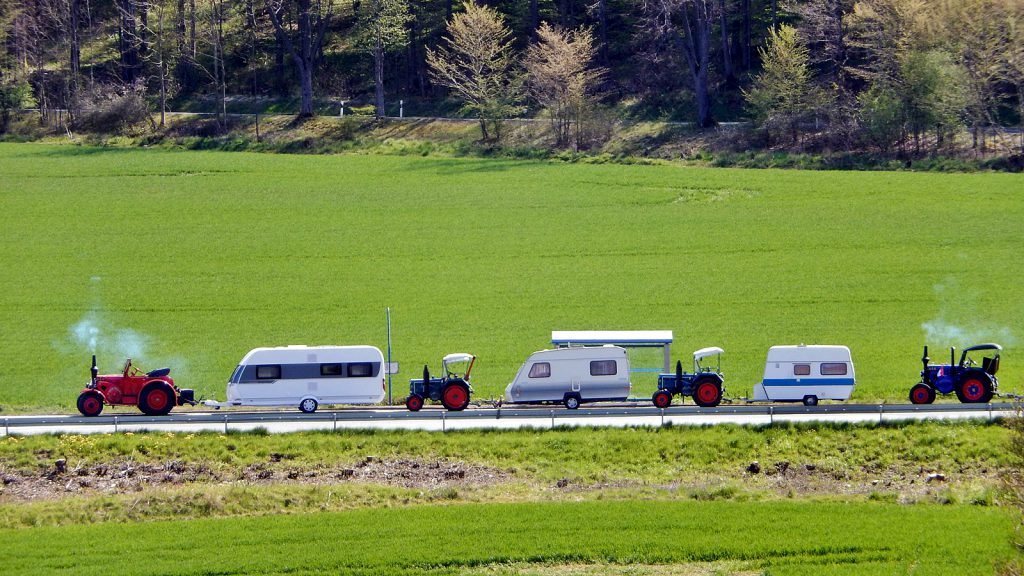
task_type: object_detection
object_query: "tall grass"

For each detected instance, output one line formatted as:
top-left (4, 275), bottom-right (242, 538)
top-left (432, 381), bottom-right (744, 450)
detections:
top-left (0, 499), bottom-right (1013, 575)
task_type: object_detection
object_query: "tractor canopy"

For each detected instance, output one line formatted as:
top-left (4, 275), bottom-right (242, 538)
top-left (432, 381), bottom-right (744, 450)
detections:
top-left (960, 343), bottom-right (1002, 375)
top-left (693, 347), bottom-right (724, 373)
top-left (442, 353), bottom-right (476, 380)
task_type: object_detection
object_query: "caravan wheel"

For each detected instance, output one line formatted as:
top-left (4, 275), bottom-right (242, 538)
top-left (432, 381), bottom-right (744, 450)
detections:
top-left (802, 396), bottom-right (819, 407)
top-left (299, 398), bottom-right (319, 413)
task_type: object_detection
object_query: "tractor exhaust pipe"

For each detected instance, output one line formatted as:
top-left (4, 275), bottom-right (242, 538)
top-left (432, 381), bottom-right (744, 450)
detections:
top-left (922, 346), bottom-right (929, 372)
top-left (90, 355), bottom-right (98, 386)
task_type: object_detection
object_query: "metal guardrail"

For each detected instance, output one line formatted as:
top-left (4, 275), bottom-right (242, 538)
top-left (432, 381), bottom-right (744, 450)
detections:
top-left (1, 402), bottom-right (1017, 435)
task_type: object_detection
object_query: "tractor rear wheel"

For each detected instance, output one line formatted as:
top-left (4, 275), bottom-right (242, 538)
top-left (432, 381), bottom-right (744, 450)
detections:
top-left (406, 394), bottom-right (424, 412)
top-left (693, 379), bottom-right (722, 408)
top-left (652, 390), bottom-right (672, 409)
top-left (441, 384), bottom-right (469, 411)
top-left (956, 375), bottom-right (992, 404)
top-left (909, 383), bottom-right (935, 405)
top-left (77, 391), bottom-right (104, 417)
top-left (139, 384), bottom-right (174, 416)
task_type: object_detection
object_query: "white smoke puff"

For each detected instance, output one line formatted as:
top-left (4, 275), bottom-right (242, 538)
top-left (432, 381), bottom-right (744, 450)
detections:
top-left (921, 277), bottom-right (1017, 346)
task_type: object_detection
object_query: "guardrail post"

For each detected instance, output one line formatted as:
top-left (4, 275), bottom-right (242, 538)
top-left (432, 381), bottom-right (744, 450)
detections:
top-left (224, 414), bottom-right (229, 434)
top-left (113, 415), bottom-right (118, 433)
top-left (989, 403), bottom-right (993, 422)
top-left (441, 411), bottom-right (446, 432)
top-left (769, 406), bottom-right (773, 425)
top-left (550, 410), bottom-right (555, 429)
top-left (660, 408), bottom-right (665, 427)
top-left (4, 418), bottom-right (8, 436)
top-left (333, 412), bottom-right (338, 431)
top-left (879, 404), bottom-right (883, 425)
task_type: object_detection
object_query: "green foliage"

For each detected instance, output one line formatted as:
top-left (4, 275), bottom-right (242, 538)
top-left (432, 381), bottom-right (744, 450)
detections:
top-left (0, 79), bottom-right (33, 132)
top-left (744, 25), bottom-right (828, 143)
top-left (857, 84), bottom-right (904, 152)
top-left (0, 144), bottom-right (1022, 410)
top-left (0, 499), bottom-right (1013, 575)
top-left (426, 2), bottom-right (524, 140)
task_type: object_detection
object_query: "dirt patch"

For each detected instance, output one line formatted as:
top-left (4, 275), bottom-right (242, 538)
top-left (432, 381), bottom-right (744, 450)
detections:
top-left (552, 460), bottom-right (1001, 503)
top-left (0, 456), bottom-right (508, 503)
top-left (463, 562), bottom-right (760, 576)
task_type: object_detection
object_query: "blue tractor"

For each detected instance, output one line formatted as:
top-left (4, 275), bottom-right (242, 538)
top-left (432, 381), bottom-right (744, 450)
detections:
top-left (406, 353), bottom-right (476, 411)
top-left (652, 347), bottom-right (725, 408)
top-left (909, 344), bottom-right (1001, 404)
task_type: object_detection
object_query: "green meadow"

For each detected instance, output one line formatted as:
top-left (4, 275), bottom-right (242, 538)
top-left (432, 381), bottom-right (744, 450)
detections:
top-left (0, 499), bottom-right (1013, 575)
top-left (0, 143), bottom-right (1021, 411)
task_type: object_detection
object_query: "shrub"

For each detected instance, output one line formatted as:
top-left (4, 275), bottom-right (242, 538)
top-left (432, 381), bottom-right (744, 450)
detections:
top-left (74, 82), bottom-right (152, 135)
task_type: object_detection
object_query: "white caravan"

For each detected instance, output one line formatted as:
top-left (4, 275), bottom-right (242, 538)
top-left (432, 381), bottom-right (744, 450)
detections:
top-left (751, 344), bottom-right (856, 406)
top-left (215, 345), bottom-right (386, 412)
top-left (504, 345), bottom-right (631, 409)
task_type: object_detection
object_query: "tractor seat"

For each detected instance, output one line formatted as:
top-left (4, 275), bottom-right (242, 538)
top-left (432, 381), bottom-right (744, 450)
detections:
top-left (146, 368), bottom-right (171, 378)
top-left (982, 356), bottom-right (1000, 376)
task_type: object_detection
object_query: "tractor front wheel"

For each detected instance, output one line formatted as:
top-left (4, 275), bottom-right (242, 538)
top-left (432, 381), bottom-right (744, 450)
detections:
top-left (652, 390), bottom-right (672, 409)
top-left (406, 394), bottom-right (424, 412)
top-left (693, 379), bottom-right (722, 408)
top-left (441, 385), bottom-right (469, 411)
top-left (956, 376), bottom-right (992, 404)
top-left (909, 383), bottom-right (935, 405)
top-left (139, 384), bottom-right (174, 416)
top-left (77, 391), bottom-right (104, 417)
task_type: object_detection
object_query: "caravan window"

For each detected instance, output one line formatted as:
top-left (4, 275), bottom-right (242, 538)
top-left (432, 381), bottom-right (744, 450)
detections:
top-left (256, 365), bottom-right (281, 379)
top-left (348, 363), bottom-right (373, 377)
top-left (793, 364), bottom-right (811, 376)
top-left (528, 362), bottom-right (551, 378)
top-left (821, 363), bottom-right (848, 375)
top-left (320, 364), bottom-right (343, 376)
top-left (590, 360), bottom-right (617, 376)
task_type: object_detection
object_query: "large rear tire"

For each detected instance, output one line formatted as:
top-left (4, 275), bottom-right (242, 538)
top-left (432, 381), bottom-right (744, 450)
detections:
top-left (909, 383), bottom-right (935, 405)
top-left (441, 384), bottom-right (469, 411)
top-left (139, 384), bottom-right (174, 416)
top-left (77, 391), bottom-right (104, 417)
top-left (956, 375), bottom-right (992, 404)
top-left (692, 379), bottom-right (722, 408)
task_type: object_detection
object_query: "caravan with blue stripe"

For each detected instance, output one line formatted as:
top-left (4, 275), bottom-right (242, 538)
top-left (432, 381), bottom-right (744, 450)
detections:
top-left (751, 344), bottom-right (856, 406)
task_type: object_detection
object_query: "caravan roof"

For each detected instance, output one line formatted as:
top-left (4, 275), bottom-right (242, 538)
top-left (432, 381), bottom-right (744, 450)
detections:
top-left (766, 345), bottom-right (851, 363)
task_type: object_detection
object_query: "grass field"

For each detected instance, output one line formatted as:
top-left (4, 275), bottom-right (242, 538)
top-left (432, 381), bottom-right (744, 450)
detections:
top-left (0, 499), bottom-right (1013, 575)
top-left (0, 142), bottom-right (1022, 411)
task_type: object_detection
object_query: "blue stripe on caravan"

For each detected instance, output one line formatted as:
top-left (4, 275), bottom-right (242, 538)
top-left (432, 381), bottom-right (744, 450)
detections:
top-left (761, 378), bottom-right (856, 387)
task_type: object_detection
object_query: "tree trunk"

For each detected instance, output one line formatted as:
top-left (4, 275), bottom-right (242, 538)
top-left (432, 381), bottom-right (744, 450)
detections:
top-left (741, 0), bottom-right (750, 70)
top-left (597, 0), bottom-right (609, 65)
top-left (189, 0), bottom-right (196, 57)
top-left (268, 0), bottom-right (320, 117)
top-left (718, 0), bottom-right (735, 88)
top-left (680, 0), bottom-right (715, 128)
top-left (119, 0), bottom-right (139, 83)
top-left (140, 1), bottom-right (149, 55)
top-left (70, 0), bottom-right (81, 111)
top-left (374, 38), bottom-right (385, 118)
top-left (529, 0), bottom-right (538, 37)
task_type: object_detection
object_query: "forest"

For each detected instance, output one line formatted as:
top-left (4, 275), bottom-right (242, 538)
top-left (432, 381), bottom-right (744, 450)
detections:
top-left (0, 0), bottom-right (1022, 159)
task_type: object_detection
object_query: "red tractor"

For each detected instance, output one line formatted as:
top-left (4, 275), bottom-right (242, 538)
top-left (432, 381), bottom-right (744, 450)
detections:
top-left (77, 355), bottom-right (195, 416)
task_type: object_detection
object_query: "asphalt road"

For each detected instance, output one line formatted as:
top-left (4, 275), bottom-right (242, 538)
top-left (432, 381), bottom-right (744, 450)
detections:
top-left (1, 402), bottom-right (1016, 436)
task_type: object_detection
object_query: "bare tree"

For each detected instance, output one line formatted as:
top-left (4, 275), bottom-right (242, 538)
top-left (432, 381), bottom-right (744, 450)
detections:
top-left (643, 0), bottom-right (716, 127)
top-left (426, 2), bottom-right (524, 140)
top-left (525, 22), bottom-right (606, 149)
top-left (268, 0), bottom-right (333, 117)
